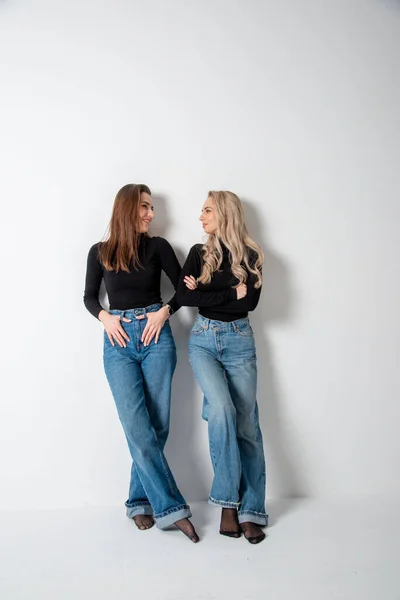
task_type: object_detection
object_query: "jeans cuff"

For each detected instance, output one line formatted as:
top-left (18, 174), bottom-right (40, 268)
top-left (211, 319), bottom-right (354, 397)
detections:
top-left (238, 510), bottom-right (268, 527)
top-left (155, 504), bottom-right (192, 529)
top-left (126, 502), bottom-right (153, 519)
top-left (208, 495), bottom-right (240, 509)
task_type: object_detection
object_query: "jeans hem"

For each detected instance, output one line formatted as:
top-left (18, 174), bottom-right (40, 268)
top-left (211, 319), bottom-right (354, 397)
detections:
top-left (208, 495), bottom-right (240, 509)
top-left (155, 504), bottom-right (192, 529)
top-left (238, 511), bottom-right (268, 527)
top-left (126, 503), bottom-right (153, 519)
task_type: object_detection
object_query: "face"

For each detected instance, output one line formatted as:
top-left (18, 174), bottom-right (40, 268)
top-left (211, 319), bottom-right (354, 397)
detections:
top-left (200, 196), bottom-right (218, 235)
top-left (138, 192), bottom-right (154, 233)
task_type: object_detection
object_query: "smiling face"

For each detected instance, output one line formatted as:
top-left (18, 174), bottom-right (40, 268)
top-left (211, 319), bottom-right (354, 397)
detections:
top-left (199, 196), bottom-right (218, 235)
top-left (138, 192), bottom-right (154, 233)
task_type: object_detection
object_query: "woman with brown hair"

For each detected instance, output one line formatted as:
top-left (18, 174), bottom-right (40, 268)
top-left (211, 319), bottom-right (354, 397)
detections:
top-left (84, 183), bottom-right (198, 542)
top-left (176, 190), bottom-right (267, 544)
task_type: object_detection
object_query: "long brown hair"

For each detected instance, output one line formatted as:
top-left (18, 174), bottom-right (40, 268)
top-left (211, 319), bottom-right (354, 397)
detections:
top-left (199, 191), bottom-right (264, 288)
top-left (98, 183), bottom-right (151, 272)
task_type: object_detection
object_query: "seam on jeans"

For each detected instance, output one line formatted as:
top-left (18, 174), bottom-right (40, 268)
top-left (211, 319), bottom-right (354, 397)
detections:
top-left (209, 495), bottom-right (240, 508)
top-left (237, 509), bottom-right (267, 516)
top-left (125, 500), bottom-right (151, 508)
top-left (209, 436), bottom-right (217, 469)
top-left (214, 328), bottom-right (222, 359)
top-left (154, 504), bottom-right (190, 519)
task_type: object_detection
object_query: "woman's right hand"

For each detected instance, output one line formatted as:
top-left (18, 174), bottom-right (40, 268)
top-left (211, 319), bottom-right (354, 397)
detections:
top-left (184, 275), bottom-right (198, 290)
top-left (236, 283), bottom-right (247, 300)
top-left (99, 310), bottom-right (131, 347)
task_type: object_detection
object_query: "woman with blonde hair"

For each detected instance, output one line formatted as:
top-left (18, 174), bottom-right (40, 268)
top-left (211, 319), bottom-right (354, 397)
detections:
top-left (177, 191), bottom-right (267, 544)
top-left (84, 183), bottom-right (198, 542)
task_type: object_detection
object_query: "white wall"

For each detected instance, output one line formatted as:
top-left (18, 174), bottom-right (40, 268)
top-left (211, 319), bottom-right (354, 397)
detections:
top-left (0, 0), bottom-right (399, 509)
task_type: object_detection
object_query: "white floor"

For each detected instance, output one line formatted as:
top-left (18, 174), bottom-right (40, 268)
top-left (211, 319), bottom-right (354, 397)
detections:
top-left (1, 496), bottom-right (399, 600)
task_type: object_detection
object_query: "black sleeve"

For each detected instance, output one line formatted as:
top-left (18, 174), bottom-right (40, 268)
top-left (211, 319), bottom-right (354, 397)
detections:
top-left (246, 255), bottom-right (262, 311)
top-left (176, 245), bottom-right (237, 307)
top-left (83, 244), bottom-right (105, 319)
top-left (231, 251), bottom-right (262, 312)
top-left (214, 252), bottom-right (262, 314)
top-left (157, 237), bottom-right (182, 314)
top-left (233, 271), bottom-right (262, 312)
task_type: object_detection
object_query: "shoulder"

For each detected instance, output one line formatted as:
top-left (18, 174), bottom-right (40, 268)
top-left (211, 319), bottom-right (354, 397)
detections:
top-left (150, 236), bottom-right (175, 252)
top-left (86, 243), bottom-right (103, 271)
top-left (153, 236), bottom-right (172, 247)
top-left (181, 245), bottom-right (203, 274)
top-left (189, 243), bottom-right (204, 255)
top-left (185, 244), bottom-right (204, 261)
top-left (88, 242), bottom-right (101, 259)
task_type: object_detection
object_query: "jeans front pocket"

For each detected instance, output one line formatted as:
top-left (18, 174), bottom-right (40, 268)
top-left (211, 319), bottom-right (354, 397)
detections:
top-left (234, 320), bottom-right (254, 337)
top-left (191, 318), bottom-right (206, 335)
top-left (191, 325), bottom-right (205, 335)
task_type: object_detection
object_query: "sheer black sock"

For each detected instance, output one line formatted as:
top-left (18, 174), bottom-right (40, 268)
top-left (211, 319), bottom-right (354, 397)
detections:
top-left (240, 521), bottom-right (266, 544)
top-left (219, 508), bottom-right (241, 538)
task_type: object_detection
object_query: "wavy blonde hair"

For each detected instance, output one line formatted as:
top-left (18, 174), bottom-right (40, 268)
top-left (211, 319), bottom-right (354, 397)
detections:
top-left (199, 191), bottom-right (264, 288)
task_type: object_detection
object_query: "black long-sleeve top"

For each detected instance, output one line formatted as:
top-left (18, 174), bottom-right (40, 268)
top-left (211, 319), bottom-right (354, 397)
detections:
top-left (84, 235), bottom-right (181, 319)
top-left (176, 243), bottom-right (262, 321)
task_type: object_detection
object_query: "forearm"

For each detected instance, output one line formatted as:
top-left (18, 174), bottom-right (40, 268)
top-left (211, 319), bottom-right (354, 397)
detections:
top-left (84, 244), bottom-right (105, 319)
top-left (176, 284), bottom-right (236, 307)
top-left (83, 294), bottom-right (105, 320)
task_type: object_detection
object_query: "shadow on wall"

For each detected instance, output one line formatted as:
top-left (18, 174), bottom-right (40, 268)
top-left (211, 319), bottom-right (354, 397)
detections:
top-left (0, 0), bottom-right (15, 10)
top-left (242, 199), bottom-right (308, 499)
top-left (376, 0), bottom-right (400, 13)
top-left (151, 194), bottom-right (209, 502)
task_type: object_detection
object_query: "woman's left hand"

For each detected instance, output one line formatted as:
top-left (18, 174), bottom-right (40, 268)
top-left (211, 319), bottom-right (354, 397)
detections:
top-left (141, 307), bottom-right (169, 346)
top-left (184, 275), bottom-right (198, 290)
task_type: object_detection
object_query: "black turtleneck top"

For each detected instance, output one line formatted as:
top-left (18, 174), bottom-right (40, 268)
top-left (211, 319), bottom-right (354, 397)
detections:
top-left (176, 243), bottom-right (262, 321)
top-left (83, 236), bottom-right (181, 319)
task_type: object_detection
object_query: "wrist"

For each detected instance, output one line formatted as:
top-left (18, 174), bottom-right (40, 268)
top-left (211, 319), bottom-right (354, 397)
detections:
top-left (162, 304), bottom-right (173, 318)
top-left (98, 309), bottom-right (109, 322)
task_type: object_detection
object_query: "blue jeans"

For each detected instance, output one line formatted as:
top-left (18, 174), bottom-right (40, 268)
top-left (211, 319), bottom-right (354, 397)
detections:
top-left (103, 303), bottom-right (191, 529)
top-left (188, 315), bottom-right (268, 526)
